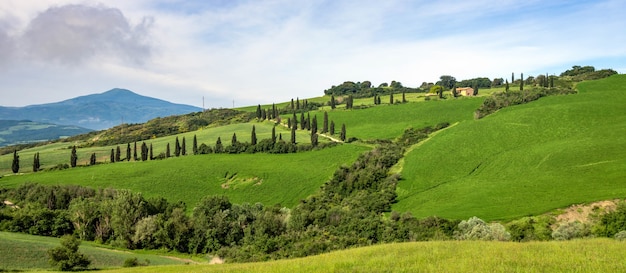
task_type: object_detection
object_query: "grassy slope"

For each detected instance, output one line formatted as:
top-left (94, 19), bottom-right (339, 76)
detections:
top-left (395, 75), bottom-right (626, 220)
top-left (0, 144), bottom-right (368, 208)
top-left (0, 231), bottom-right (185, 271)
top-left (0, 121), bottom-right (320, 175)
top-left (94, 239), bottom-right (625, 273)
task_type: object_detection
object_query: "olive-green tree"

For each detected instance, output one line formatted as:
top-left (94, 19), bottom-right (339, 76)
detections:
top-left (47, 235), bottom-right (91, 271)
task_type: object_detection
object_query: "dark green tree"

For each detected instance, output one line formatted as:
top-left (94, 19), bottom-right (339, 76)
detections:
top-left (255, 104), bottom-right (262, 119)
top-left (292, 112), bottom-right (298, 128)
top-left (290, 98), bottom-right (295, 109)
top-left (520, 73), bottom-right (524, 91)
top-left (330, 95), bottom-right (336, 109)
top-left (215, 137), bottom-right (223, 153)
top-left (126, 143), bottom-right (131, 161)
top-left (300, 112), bottom-right (305, 130)
top-left (133, 142), bottom-right (138, 161)
top-left (33, 152), bottom-right (40, 172)
top-left (340, 124), bottom-right (346, 141)
top-left (90, 153), bottom-right (96, 166)
top-left (166, 143), bottom-right (171, 158)
top-left (110, 149), bottom-right (115, 163)
top-left (193, 135), bottom-right (198, 155)
top-left (141, 142), bottom-right (148, 161)
top-left (272, 103), bottom-right (277, 119)
top-left (451, 84), bottom-right (458, 98)
top-left (311, 115), bottom-right (318, 135)
top-left (330, 120), bottom-right (335, 135)
top-left (271, 126), bottom-right (276, 143)
top-left (512, 72), bottom-right (514, 83)
top-left (116, 146), bottom-right (121, 162)
top-left (182, 137), bottom-right (187, 156)
top-left (437, 75), bottom-right (457, 89)
top-left (402, 91), bottom-right (407, 103)
top-left (175, 137), bottom-right (181, 157)
top-left (287, 117), bottom-right (292, 129)
top-left (550, 76), bottom-right (555, 88)
top-left (377, 95), bottom-right (382, 105)
top-left (311, 133), bottom-right (318, 147)
top-left (290, 125), bottom-right (296, 144)
top-left (390, 93), bottom-right (394, 104)
top-left (306, 113), bottom-right (311, 130)
top-left (251, 125), bottom-right (257, 145)
top-left (12, 150), bottom-right (19, 173)
top-left (505, 79), bottom-right (510, 92)
top-left (296, 97), bottom-right (300, 110)
top-left (322, 111), bottom-right (329, 133)
top-left (473, 84), bottom-right (479, 96)
top-left (47, 235), bottom-right (91, 271)
top-left (231, 133), bottom-right (237, 145)
top-left (149, 144), bottom-right (153, 160)
top-left (70, 146), bottom-right (77, 168)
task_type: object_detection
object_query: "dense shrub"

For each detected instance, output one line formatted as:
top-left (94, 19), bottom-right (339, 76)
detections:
top-left (592, 202), bottom-right (626, 237)
top-left (47, 235), bottom-right (91, 271)
top-left (506, 216), bottom-right (554, 242)
top-left (454, 217), bottom-right (511, 241)
top-left (614, 231), bottom-right (626, 241)
top-left (552, 221), bottom-right (591, 240)
top-left (474, 87), bottom-right (577, 119)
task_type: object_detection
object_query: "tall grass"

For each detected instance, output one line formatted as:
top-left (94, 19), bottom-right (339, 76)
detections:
top-left (94, 239), bottom-right (626, 273)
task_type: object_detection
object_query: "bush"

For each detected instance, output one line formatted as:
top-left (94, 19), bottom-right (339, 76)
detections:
top-left (552, 221), bottom-right (590, 240)
top-left (454, 217), bottom-right (510, 241)
top-left (47, 235), bottom-right (91, 271)
top-left (123, 257), bottom-right (150, 267)
top-left (615, 231), bottom-right (626, 241)
top-left (592, 202), bottom-right (626, 237)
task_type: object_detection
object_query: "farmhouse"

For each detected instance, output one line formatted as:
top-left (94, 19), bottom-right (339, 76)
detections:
top-left (456, 87), bottom-right (475, 96)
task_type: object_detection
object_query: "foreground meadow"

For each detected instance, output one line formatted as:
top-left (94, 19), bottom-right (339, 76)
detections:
top-left (80, 239), bottom-right (626, 273)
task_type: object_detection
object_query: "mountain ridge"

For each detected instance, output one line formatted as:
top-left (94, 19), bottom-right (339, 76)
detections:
top-left (0, 89), bottom-right (202, 130)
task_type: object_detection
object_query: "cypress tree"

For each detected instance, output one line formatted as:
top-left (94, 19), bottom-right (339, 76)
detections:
top-left (322, 111), bottom-right (328, 133)
top-left (374, 95), bottom-right (378, 105)
top-left (90, 153), bottom-right (96, 166)
top-left (512, 72), bottom-right (514, 83)
top-left (402, 91), bottom-right (407, 103)
top-left (126, 143), bottom-right (131, 161)
top-left (300, 112), bottom-right (305, 130)
top-left (330, 120), bottom-right (335, 135)
top-left (33, 152), bottom-right (40, 172)
top-left (251, 125), bottom-right (257, 145)
top-left (231, 133), bottom-right (237, 145)
top-left (290, 125), bottom-right (296, 144)
top-left (256, 104), bottom-right (262, 119)
top-left (550, 76), bottom-right (554, 88)
top-left (262, 109), bottom-right (267, 120)
top-left (215, 137), bottom-right (223, 153)
top-left (141, 142), bottom-right (148, 161)
top-left (110, 149), bottom-right (115, 163)
top-left (149, 144), bottom-right (153, 160)
top-left (133, 142), bottom-right (138, 161)
top-left (115, 146), bottom-right (121, 162)
top-left (70, 146), bottom-right (77, 168)
top-left (306, 113), bottom-right (311, 130)
top-left (340, 124), bottom-right (346, 141)
top-left (290, 98), bottom-right (295, 110)
top-left (11, 150), bottom-right (19, 174)
top-left (520, 73), bottom-right (524, 91)
top-left (279, 133), bottom-right (283, 141)
top-left (377, 96), bottom-right (381, 105)
top-left (175, 137), bottom-right (181, 157)
top-left (505, 79), bottom-right (510, 92)
top-left (182, 137), bottom-right (187, 156)
top-left (287, 118), bottom-right (292, 129)
top-left (473, 84), bottom-right (479, 96)
top-left (296, 97), bottom-right (300, 110)
top-left (311, 115), bottom-right (318, 135)
top-left (292, 112), bottom-right (298, 128)
top-left (271, 126), bottom-right (276, 143)
top-left (390, 93), bottom-right (394, 104)
top-left (272, 103), bottom-right (277, 119)
top-left (193, 135), bottom-right (198, 155)
top-left (166, 143), bottom-right (171, 158)
top-left (545, 73), bottom-right (549, 87)
top-left (330, 95), bottom-right (336, 109)
top-left (311, 133), bottom-right (318, 147)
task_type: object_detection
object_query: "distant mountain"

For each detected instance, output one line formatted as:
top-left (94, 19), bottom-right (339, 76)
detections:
top-left (0, 89), bottom-right (202, 130)
top-left (0, 120), bottom-right (93, 147)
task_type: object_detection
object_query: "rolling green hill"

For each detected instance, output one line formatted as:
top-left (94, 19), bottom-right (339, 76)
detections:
top-left (395, 75), bottom-right (626, 220)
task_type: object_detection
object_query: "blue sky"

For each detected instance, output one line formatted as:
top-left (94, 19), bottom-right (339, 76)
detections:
top-left (1, 0), bottom-right (625, 108)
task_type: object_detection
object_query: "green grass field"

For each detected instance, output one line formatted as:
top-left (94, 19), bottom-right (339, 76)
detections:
top-left (0, 144), bottom-right (368, 208)
top-left (0, 121), bottom-right (324, 175)
top-left (84, 239), bottom-right (626, 273)
top-left (395, 75), bottom-right (626, 220)
top-left (0, 231), bottom-right (187, 271)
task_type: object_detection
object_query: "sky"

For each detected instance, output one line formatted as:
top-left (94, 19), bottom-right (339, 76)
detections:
top-left (1, 0), bottom-right (625, 108)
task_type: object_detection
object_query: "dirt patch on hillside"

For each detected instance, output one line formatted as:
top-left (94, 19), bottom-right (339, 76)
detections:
top-left (554, 200), bottom-right (620, 224)
top-left (209, 256), bottom-right (224, 264)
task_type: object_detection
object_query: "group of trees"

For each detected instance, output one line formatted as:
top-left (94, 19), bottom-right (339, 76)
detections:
top-left (0, 123), bottom-right (459, 263)
top-left (323, 80), bottom-right (419, 98)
